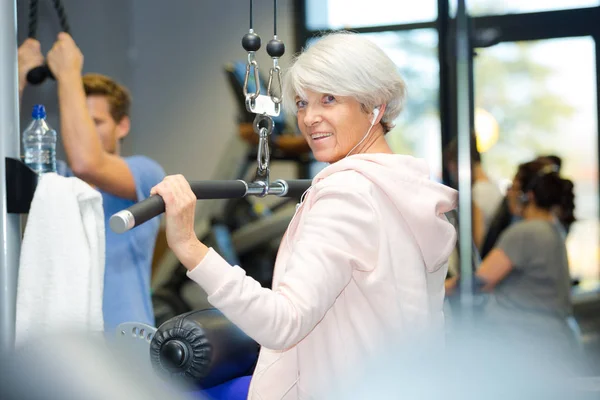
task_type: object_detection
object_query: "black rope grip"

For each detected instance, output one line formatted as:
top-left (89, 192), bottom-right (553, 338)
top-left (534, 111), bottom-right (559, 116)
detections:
top-left (26, 0), bottom-right (71, 85)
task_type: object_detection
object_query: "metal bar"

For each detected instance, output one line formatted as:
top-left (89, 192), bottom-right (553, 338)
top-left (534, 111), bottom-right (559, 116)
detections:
top-left (437, 0), bottom-right (453, 185)
top-left (596, 32), bottom-right (600, 283)
top-left (293, 0), bottom-right (309, 53)
top-left (0, 0), bottom-right (22, 352)
top-left (110, 179), bottom-right (312, 234)
top-left (472, 7), bottom-right (600, 43)
top-left (299, 5), bottom-right (600, 47)
top-left (455, 0), bottom-right (474, 315)
top-left (305, 21), bottom-right (437, 36)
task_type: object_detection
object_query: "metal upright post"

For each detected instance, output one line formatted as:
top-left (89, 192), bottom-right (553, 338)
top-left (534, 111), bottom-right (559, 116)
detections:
top-left (455, 0), bottom-right (474, 316)
top-left (0, 0), bottom-right (22, 352)
top-left (437, 0), bottom-right (453, 185)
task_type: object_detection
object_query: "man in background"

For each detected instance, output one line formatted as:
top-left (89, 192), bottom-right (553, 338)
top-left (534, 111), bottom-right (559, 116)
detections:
top-left (19, 33), bottom-right (165, 333)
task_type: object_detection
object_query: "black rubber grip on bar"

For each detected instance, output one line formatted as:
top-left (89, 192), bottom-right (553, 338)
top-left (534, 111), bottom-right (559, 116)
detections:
top-left (112, 180), bottom-right (248, 233)
top-left (123, 195), bottom-right (165, 229)
top-left (283, 179), bottom-right (312, 197)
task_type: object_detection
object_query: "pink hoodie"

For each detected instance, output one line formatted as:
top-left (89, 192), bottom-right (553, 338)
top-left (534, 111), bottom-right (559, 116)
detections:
top-left (187, 153), bottom-right (458, 399)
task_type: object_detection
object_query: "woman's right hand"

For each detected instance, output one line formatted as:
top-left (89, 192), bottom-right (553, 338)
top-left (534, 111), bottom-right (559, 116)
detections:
top-left (150, 175), bottom-right (209, 270)
top-left (18, 39), bottom-right (44, 92)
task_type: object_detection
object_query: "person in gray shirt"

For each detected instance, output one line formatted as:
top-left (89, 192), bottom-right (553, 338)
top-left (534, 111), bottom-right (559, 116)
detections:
top-left (447, 160), bottom-right (580, 370)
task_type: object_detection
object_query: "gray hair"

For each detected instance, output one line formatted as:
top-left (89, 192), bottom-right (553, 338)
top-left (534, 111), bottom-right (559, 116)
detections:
top-left (282, 31), bottom-right (407, 133)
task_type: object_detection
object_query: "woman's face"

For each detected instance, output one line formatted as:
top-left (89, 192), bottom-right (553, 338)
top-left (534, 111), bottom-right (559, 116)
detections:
top-left (295, 89), bottom-right (373, 163)
top-left (506, 175), bottom-right (524, 216)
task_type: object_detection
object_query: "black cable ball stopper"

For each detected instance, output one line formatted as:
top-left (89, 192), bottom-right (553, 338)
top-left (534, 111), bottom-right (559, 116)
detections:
top-left (266, 39), bottom-right (285, 58)
top-left (242, 32), bottom-right (261, 52)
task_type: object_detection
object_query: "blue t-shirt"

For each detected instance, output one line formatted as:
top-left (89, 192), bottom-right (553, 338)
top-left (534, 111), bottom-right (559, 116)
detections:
top-left (57, 156), bottom-right (165, 332)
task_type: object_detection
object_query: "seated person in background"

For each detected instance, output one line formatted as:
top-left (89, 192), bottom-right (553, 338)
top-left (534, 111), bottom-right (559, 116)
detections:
top-left (151, 32), bottom-right (458, 399)
top-left (479, 154), bottom-right (573, 258)
top-left (444, 135), bottom-right (503, 250)
top-left (447, 160), bottom-right (580, 367)
top-left (18, 33), bottom-right (165, 333)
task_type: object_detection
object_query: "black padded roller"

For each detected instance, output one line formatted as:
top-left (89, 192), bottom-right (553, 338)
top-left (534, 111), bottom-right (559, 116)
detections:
top-left (149, 308), bottom-right (259, 389)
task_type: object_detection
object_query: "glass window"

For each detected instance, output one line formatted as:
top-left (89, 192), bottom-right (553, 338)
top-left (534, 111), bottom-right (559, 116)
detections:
top-left (450, 0), bottom-right (599, 17)
top-left (360, 30), bottom-right (442, 180)
top-left (474, 36), bottom-right (599, 283)
top-left (305, 0), bottom-right (437, 31)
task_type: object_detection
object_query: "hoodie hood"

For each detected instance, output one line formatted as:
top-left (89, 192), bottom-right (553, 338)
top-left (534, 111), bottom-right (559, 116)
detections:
top-left (313, 153), bottom-right (458, 272)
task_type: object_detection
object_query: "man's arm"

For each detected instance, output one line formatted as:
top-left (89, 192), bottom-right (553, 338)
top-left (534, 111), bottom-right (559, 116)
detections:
top-left (47, 33), bottom-right (137, 200)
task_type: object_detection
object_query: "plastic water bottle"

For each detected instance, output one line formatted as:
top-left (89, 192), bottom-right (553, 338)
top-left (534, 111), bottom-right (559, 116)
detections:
top-left (22, 104), bottom-right (57, 175)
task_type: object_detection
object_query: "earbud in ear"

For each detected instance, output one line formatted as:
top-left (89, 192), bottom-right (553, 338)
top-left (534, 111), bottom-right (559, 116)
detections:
top-left (518, 191), bottom-right (529, 205)
top-left (371, 107), bottom-right (380, 125)
top-left (519, 193), bottom-right (527, 204)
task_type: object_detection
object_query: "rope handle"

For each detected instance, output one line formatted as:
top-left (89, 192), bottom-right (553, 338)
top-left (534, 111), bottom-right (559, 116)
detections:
top-left (26, 0), bottom-right (71, 85)
top-left (28, 0), bottom-right (70, 39)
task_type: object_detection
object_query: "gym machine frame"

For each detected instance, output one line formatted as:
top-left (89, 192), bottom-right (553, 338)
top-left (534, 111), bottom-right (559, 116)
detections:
top-left (454, 0), bottom-right (475, 318)
top-left (0, 0), bottom-right (37, 352)
top-left (0, 0), bottom-right (72, 352)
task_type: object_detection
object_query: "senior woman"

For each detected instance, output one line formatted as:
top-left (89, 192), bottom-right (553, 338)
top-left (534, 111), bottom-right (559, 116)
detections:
top-left (151, 32), bottom-right (458, 399)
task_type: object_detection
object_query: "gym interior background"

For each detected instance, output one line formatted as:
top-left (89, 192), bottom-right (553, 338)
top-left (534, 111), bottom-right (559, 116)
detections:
top-left (15, 0), bottom-right (600, 375)
top-left (17, 0), bottom-right (298, 181)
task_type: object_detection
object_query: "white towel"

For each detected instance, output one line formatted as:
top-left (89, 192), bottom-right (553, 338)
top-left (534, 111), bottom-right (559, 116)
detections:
top-left (16, 173), bottom-right (105, 345)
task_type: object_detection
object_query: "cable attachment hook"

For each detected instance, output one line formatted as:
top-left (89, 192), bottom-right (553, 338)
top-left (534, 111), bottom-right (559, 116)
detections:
top-left (267, 0), bottom-right (285, 109)
top-left (253, 114), bottom-right (274, 195)
top-left (242, 29), bottom-right (262, 107)
top-left (266, 37), bottom-right (284, 107)
top-left (240, 0), bottom-right (282, 117)
top-left (267, 58), bottom-right (283, 107)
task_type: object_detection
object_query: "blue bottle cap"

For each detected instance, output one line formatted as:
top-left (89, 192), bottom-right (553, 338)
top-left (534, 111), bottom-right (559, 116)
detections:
top-left (32, 104), bottom-right (46, 119)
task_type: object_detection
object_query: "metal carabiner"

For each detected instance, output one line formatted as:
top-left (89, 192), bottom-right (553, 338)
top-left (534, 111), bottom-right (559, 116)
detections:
top-left (257, 128), bottom-right (271, 172)
top-left (243, 55), bottom-right (261, 102)
top-left (253, 113), bottom-right (274, 186)
top-left (267, 62), bottom-right (283, 105)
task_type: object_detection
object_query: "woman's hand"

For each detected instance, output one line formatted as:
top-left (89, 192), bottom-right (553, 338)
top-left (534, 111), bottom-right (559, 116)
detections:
top-left (150, 175), bottom-right (208, 270)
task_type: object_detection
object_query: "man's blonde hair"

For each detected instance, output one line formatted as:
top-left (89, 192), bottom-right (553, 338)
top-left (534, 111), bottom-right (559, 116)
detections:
top-left (82, 73), bottom-right (131, 123)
